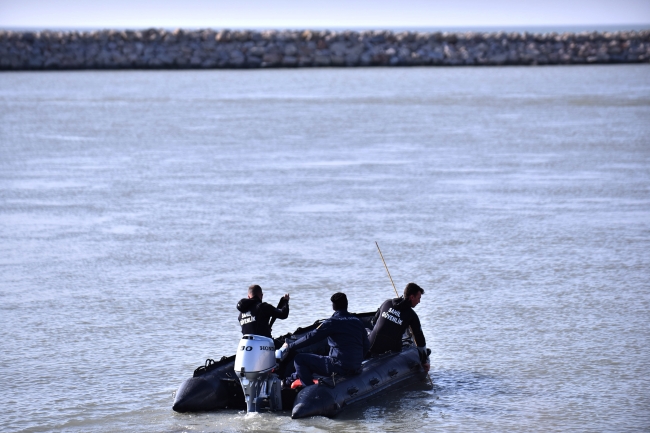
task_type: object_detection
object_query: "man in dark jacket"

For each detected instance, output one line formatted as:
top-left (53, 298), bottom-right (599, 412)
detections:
top-left (280, 292), bottom-right (369, 387)
top-left (236, 284), bottom-right (290, 338)
top-left (368, 282), bottom-right (430, 370)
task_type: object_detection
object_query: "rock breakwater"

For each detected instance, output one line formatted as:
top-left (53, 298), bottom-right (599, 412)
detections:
top-left (1, 28), bottom-right (649, 70)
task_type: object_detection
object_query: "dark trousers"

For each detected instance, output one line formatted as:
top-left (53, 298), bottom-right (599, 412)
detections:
top-left (294, 353), bottom-right (346, 386)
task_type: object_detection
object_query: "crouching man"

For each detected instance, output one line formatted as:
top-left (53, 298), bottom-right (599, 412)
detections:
top-left (281, 292), bottom-right (369, 387)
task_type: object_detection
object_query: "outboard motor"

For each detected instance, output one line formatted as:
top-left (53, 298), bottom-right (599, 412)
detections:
top-left (234, 334), bottom-right (282, 412)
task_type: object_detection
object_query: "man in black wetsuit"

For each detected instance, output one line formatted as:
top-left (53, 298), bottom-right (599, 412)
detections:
top-left (236, 284), bottom-right (290, 338)
top-left (280, 292), bottom-right (369, 387)
top-left (368, 282), bottom-right (430, 371)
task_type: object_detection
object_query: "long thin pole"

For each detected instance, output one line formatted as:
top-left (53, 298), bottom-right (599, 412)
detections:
top-left (375, 241), bottom-right (433, 386)
top-left (375, 241), bottom-right (399, 298)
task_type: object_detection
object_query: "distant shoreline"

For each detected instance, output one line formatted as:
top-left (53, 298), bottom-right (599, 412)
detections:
top-left (3, 24), bottom-right (650, 33)
top-left (1, 28), bottom-right (648, 70)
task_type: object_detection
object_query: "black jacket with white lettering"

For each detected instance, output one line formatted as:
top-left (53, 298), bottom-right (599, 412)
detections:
top-left (368, 297), bottom-right (426, 355)
top-left (236, 296), bottom-right (289, 338)
top-left (287, 310), bottom-right (370, 372)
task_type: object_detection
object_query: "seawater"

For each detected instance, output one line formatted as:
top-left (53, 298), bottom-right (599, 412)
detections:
top-left (0, 66), bottom-right (649, 433)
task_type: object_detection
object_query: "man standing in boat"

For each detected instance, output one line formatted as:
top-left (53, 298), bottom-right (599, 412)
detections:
top-left (280, 292), bottom-right (369, 387)
top-left (368, 282), bottom-right (430, 371)
top-left (237, 284), bottom-right (290, 338)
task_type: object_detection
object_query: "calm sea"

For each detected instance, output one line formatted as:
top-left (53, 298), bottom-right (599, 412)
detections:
top-left (1, 65), bottom-right (649, 432)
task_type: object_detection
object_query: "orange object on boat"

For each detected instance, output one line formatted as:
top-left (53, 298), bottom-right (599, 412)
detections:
top-left (290, 378), bottom-right (318, 389)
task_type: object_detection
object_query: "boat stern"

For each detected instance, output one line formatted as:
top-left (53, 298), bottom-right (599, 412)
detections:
top-left (291, 384), bottom-right (339, 419)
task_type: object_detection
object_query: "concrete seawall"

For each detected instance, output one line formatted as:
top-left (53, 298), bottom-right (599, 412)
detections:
top-left (1, 28), bottom-right (649, 70)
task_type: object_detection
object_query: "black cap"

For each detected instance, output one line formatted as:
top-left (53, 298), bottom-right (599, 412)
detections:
top-left (331, 292), bottom-right (348, 311)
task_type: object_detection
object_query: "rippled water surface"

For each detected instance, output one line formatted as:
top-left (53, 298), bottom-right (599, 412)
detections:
top-left (1, 66), bottom-right (649, 432)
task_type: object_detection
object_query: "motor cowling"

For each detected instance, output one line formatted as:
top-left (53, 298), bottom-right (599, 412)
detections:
top-left (234, 334), bottom-right (282, 412)
top-left (234, 334), bottom-right (276, 375)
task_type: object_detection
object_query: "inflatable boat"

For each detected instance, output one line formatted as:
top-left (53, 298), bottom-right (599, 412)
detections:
top-left (172, 312), bottom-right (431, 418)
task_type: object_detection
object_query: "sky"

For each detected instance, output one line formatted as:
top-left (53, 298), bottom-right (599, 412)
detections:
top-left (1, 0), bottom-right (649, 30)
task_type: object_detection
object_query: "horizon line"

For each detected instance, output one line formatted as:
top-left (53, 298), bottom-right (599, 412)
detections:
top-left (2, 23), bottom-right (649, 33)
